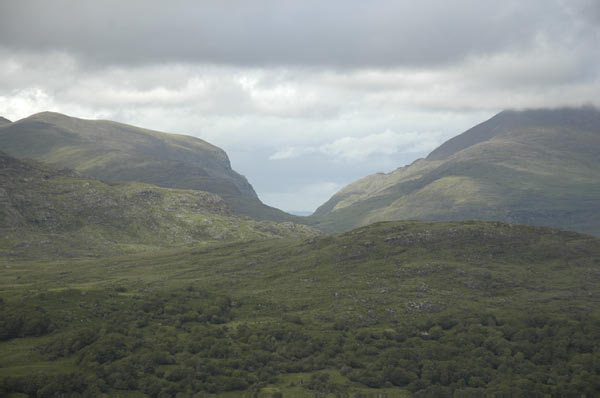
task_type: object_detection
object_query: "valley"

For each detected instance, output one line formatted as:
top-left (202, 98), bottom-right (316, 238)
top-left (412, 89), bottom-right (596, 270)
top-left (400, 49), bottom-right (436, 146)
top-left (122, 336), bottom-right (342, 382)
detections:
top-left (2, 3), bottom-right (600, 397)
top-left (0, 109), bottom-right (599, 397)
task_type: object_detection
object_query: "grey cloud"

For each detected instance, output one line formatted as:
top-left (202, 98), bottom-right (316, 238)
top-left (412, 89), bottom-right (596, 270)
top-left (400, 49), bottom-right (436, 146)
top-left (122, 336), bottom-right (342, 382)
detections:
top-left (564, 0), bottom-right (600, 26)
top-left (2, 0), bottom-right (599, 212)
top-left (0, 0), bottom-right (587, 68)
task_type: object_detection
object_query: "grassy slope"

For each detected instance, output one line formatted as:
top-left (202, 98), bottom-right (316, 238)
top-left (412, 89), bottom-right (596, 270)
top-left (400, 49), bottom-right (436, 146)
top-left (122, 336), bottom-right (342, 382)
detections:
top-left (0, 152), bottom-right (319, 260)
top-left (1, 221), bottom-right (599, 396)
top-left (5, 220), bottom-right (597, 321)
top-left (311, 108), bottom-right (600, 235)
top-left (0, 112), bottom-right (298, 222)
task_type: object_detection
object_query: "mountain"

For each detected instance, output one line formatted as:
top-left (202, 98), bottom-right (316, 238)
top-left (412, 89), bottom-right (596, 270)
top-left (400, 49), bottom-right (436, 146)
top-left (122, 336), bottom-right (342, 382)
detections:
top-left (0, 112), bottom-right (296, 221)
top-left (0, 117), bottom-right (10, 126)
top-left (1, 220), bottom-right (599, 396)
top-left (0, 151), bottom-right (318, 259)
top-left (312, 107), bottom-right (600, 235)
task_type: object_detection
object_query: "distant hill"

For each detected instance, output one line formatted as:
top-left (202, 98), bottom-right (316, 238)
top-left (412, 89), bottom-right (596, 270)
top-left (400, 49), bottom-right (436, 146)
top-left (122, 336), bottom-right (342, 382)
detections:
top-left (288, 210), bottom-right (314, 216)
top-left (312, 107), bottom-right (600, 235)
top-left (0, 152), bottom-right (318, 259)
top-left (0, 117), bottom-right (10, 126)
top-left (0, 112), bottom-right (297, 221)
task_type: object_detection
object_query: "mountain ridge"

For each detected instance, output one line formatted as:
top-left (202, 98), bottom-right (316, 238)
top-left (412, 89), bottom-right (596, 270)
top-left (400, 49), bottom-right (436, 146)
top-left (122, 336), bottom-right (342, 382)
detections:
top-left (0, 111), bottom-right (298, 222)
top-left (427, 106), bottom-right (600, 161)
top-left (312, 107), bottom-right (600, 235)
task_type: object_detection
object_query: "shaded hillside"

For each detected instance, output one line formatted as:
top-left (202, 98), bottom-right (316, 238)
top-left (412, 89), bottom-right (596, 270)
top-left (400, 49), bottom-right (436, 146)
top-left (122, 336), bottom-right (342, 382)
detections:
top-left (0, 117), bottom-right (10, 126)
top-left (0, 112), bottom-right (296, 221)
top-left (312, 107), bottom-right (600, 235)
top-left (1, 221), bottom-right (599, 396)
top-left (0, 152), bottom-right (318, 259)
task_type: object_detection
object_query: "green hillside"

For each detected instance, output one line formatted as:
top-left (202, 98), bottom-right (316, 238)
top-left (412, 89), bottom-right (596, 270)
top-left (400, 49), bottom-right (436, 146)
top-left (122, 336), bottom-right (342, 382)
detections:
top-left (312, 107), bottom-right (600, 235)
top-left (0, 112), bottom-right (297, 222)
top-left (0, 152), bottom-right (318, 259)
top-left (1, 220), bottom-right (599, 397)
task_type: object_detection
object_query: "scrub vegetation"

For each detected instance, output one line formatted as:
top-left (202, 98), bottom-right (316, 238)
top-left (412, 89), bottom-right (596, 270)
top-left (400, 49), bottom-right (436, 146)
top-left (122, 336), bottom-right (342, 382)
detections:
top-left (0, 152), bottom-right (319, 260)
top-left (1, 221), bottom-right (599, 397)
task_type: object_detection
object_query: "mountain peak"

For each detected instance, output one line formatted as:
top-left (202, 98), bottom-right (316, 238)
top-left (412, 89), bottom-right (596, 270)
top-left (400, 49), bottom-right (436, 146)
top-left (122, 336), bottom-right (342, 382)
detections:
top-left (313, 107), bottom-right (600, 236)
top-left (22, 111), bottom-right (77, 122)
top-left (427, 106), bottom-right (600, 161)
top-left (28, 110), bottom-right (66, 117)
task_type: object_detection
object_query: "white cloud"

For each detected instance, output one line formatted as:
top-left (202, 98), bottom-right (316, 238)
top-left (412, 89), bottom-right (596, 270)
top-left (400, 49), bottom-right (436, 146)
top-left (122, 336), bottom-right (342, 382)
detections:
top-left (269, 130), bottom-right (445, 162)
top-left (319, 130), bottom-right (445, 161)
top-left (0, 88), bottom-right (56, 120)
top-left (319, 131), bottom-right (396, 161)
top-left (269, 146), bottom-right (317, 160)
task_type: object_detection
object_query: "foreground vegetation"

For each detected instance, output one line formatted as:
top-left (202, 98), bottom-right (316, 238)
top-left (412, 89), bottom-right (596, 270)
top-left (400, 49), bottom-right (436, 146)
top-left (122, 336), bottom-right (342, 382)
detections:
top-left (1, 221), bottom-right (599, 397)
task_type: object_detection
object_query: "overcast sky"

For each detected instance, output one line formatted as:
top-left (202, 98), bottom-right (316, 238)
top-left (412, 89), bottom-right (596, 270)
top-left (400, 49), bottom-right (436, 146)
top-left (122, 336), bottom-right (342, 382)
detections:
top-left (1, 0), bottom-right (599, 213)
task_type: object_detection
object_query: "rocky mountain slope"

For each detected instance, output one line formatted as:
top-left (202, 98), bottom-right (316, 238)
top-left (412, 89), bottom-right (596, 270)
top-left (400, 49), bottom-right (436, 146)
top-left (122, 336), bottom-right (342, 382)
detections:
top-left (0, 112), bottom-right (296, 221)
top-left (312, 107), bottom-right (600, 235)
top-left (0, 152), bottom-right (318, 259)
